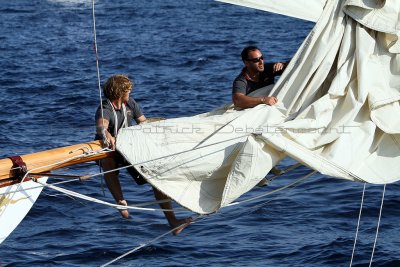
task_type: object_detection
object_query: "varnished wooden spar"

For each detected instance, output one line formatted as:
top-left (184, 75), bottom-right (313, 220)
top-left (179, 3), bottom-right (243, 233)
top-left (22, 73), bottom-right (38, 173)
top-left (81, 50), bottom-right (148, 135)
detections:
top-left (0, 140), bottom-right (115, 181)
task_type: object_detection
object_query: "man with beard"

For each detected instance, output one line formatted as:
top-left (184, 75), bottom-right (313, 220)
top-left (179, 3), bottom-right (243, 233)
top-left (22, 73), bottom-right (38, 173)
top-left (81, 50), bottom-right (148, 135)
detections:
top-left (96, 74), bottom-right (192, 234)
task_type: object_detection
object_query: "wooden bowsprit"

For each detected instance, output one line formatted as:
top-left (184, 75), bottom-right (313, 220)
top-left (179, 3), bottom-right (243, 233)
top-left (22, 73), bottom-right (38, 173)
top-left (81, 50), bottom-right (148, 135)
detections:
top-left (0, 140), bottom-right (114, 244)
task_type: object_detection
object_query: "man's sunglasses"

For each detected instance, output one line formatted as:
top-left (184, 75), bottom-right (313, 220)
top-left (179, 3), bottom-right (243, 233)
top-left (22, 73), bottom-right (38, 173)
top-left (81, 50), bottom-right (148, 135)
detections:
top-left (246, 56), bottom-right (264, 63)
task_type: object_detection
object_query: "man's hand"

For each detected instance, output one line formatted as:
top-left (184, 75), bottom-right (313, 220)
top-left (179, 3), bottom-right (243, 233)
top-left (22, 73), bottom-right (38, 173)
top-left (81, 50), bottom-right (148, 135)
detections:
top-left (233, 93), bottom-right (279, 108)
top-left (273, 62), bottom-right (285, 73)
top-left (105, 132), bottom-right (116, 150)
top-left (263, 96), bottom-right (278, 105)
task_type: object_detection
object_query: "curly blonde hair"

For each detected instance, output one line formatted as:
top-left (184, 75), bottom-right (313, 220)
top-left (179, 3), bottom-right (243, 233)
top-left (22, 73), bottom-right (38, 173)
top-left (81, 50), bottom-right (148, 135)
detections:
top-left (103, 75), bottom-right (133, 100)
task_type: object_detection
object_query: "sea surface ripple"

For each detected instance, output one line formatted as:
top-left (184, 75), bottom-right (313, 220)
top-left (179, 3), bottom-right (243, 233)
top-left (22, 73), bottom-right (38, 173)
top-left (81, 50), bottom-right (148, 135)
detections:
top-left (0, 1), bottom-right (399, 266)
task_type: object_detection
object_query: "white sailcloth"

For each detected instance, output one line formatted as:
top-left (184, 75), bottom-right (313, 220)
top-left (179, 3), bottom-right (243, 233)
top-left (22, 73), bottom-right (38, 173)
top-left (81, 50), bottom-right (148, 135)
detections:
top-left (216, 0), bottom-right (328, 22)
top-left (117, 0), bottom-right (400, 214)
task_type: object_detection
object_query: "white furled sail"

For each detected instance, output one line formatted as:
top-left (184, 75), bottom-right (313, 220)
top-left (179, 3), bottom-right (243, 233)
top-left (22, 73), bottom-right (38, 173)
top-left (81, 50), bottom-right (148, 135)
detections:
top-left (216, 0), bottom-right (328, 22)
top-left (117, 0), bottom-right (400, 214)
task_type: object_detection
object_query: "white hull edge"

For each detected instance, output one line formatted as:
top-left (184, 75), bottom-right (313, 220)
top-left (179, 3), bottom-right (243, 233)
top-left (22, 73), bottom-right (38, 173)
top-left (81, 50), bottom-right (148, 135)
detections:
top-left (0, 177), bottom-right (48, 244)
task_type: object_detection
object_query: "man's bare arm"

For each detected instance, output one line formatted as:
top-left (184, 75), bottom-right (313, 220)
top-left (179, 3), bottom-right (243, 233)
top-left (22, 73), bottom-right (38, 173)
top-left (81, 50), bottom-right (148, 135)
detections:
top-left (232, 93), bottom-right (277, 109)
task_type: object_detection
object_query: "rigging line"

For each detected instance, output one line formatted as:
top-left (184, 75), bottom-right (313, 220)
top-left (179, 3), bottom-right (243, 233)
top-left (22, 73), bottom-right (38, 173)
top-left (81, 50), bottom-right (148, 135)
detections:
top-left (226, 170), bottom-right (316, 207)
top-left (192, 116), bottom-right (247, 150)
top-left (101, 214), bottom-right (203, 267)
top-left (349, 183), bottom-right (366, 267)
top-left (248, 168), bottom-right (307, 212)
top-left (49, 179), bottom-right (79, 185)
top-left (2, 170), bottom-right (174, 209)
top-left (264, 135), bottom-right (367, 183)
top-left (42, 183), bottom-right (172, 207)
top-left (101, 169), bottom-right (307, 265)
top-left (264, 162), bottom-right (302, 184)
top-left (40, 163), bottom-right (302, 210)
top-left (34, 179), bottom-right (183, 212)
top-left (7, 147), bottom-right (110, 179)
top-left (28, 173), bottom-right (83, 179)
top-left (0, 178), bottom-right (79, 197)
top-left (8, 166), bottom-right (23, 171)
top-left (3, 146), bottom-right (110, 198)
top-left (81, 133), bottom-right (253, 180)
top-left (63, 162), bottom-right (98, 169)
top-left (228, 162), bottom-right (303, 212)
top-left (41, 188), bottom-right (161, 225)
top-left (103, 170), bottom-right (311, 266)
top-left (20, 147), bottom-right (108, 179)
top-left (217, 169), bottom-right (307, 220)
top-left (40, 182), bottom-right (179, 226)
top-left (91, 0), bottom-right (106, 136)
top-left (2, 151), bottom-right (88, 212)
top-left (2, 145), bottom-right (109, 198)
top-left (369, 184), bottom-right (386, 267)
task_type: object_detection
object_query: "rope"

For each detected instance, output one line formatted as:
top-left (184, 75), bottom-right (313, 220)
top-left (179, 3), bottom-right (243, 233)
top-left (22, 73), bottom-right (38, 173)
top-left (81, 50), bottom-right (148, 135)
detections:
top-left (14, 162), bottom-right (303, 212)
top-left (18, 148), bottom-right (108, 181)
top-left (263, 134), bottom-right (368, 183)
top-left (1, 149), bottom-right (102, 217)
top-left (0, 178), bottom-right (80, 197)
top-left (28, 173), bottom-right (83, 179)
top-left (34, 179), bottom-right (181, 212)
top-left (369, 184), bottom-right (386, 267)
top-left (263, 162), bottom-right (301, 184)
top-left (226, 170), bottom-right (315, 207)
top-left (91, 0), bottom-right (106, 135)
top-left (349, 183), bottom-right (387, 267)
top-left (40, 183), bottom-right (162, 226)
top-left (80, 133), bottom-right (254, 181)
top-left (101, 169), bottom-right (313, 266)
top-left (208, 167), bottom-right (312, 221)
top-left (101, 214), bottom-right (203, 267)
top-left (349, 183), bottom-right (366, 267)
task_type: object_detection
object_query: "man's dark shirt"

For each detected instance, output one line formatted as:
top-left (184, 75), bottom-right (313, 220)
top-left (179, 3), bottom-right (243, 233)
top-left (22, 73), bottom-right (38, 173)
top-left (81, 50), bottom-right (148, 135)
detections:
top-left (232, 62), bottom-right (287, 96)
top-left (94, 97), bottom-right (143, 140)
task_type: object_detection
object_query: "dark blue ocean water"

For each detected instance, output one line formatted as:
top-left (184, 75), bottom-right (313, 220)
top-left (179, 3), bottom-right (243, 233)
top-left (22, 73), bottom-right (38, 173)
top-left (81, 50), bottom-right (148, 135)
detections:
top-left (0, 0), bottom-right (399, 266)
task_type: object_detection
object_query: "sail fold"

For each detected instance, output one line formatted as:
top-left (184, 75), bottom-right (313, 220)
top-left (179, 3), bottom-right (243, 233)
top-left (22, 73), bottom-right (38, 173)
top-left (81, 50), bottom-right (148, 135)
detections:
top-left (117, 0), bottom-right (400, 214)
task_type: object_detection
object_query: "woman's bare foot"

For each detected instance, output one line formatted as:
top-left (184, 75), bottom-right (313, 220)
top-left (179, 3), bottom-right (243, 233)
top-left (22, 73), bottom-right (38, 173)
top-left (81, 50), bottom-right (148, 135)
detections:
top-left (171, 217), bottom-right (193, 236)
top-left (117, 200), bottom-right (130, 219)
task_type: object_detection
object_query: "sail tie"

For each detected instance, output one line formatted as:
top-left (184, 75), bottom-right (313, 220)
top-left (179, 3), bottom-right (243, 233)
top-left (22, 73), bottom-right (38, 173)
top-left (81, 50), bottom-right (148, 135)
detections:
top-left (8, 155), bottom-right (28, 181)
